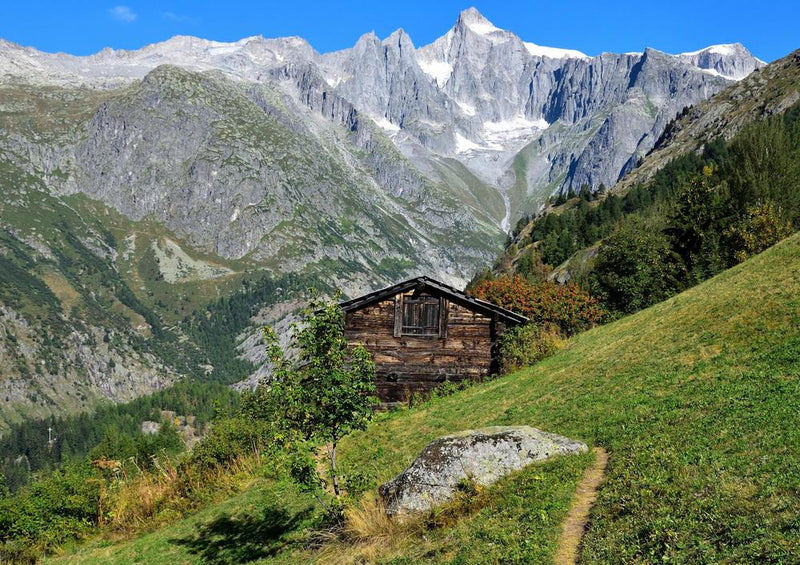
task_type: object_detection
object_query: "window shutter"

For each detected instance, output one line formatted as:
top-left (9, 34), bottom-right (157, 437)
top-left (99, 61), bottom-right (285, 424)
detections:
top-left (393, 294), bottom-right (403, 337)
top-left (439, 298), bottom-right (448, 339)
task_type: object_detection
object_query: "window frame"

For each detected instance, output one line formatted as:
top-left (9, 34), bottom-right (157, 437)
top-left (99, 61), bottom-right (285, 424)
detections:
top-left (394, 293), bottom-right (447, 339)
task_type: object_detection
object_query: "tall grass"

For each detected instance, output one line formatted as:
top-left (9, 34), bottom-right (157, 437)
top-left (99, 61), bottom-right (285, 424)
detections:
top-left (107, 454), bottom-right (261, 533)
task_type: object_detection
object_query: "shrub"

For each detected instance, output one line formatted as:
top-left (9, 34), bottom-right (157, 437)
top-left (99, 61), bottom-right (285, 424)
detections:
top-left (188, 416), bottom-right (273, 470)
top-left (499, 324), bottom-right (566, 374)
top-left (725, 201), bottom-right (793, 263)
top-left (0, 461), bottom-right (102, 559)
top-left (471, 275), bottom-right (606, 335)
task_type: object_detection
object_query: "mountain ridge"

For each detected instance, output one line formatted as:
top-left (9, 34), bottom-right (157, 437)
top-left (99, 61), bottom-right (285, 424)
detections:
top-left (0, 8), bottom-right (772, 426)
top-left (0, 8), bottom-right (764, 218)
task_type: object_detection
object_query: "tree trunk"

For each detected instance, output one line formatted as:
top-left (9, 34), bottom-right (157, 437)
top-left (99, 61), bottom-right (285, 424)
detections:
top-left (330, 441), bottom-right (340, 497)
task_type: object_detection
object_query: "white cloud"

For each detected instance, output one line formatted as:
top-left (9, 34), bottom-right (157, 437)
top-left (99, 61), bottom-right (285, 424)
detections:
top-left (163, 11), bottom-right (199, 24)
top-left (109, 5), bottom-right (137, 23)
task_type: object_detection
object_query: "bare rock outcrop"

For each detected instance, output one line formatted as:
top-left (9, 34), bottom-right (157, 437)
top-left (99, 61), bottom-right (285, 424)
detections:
top-left (379, 426), bottom-right (587, 515)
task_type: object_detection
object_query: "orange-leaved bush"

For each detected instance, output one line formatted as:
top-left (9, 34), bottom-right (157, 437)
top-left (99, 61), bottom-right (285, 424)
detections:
top-left (471, 275), bottom-right (606, 336)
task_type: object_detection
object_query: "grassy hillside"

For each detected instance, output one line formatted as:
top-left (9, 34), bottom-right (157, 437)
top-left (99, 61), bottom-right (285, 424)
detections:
top-left (52, 233), bottom-right (800, 563)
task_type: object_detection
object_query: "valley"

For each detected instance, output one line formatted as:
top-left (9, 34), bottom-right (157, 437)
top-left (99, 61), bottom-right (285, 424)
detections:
top-left (0, 9), bottom-right (767, 425)
top-left (0, 6), bottom-right (798, 564)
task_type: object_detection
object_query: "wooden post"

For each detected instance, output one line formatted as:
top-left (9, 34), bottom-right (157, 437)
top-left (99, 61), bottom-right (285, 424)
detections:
top-left (393, 293), bottom-right (403, 337)
top-left (439, 298), bottom-right (449, 339)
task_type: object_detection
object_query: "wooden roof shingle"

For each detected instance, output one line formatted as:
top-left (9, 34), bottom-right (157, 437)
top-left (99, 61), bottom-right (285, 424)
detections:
top-left (340, 276), bottom-right (528, 325)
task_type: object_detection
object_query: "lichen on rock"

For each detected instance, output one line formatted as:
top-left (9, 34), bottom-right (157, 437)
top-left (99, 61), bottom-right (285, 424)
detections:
top-left (379, 425), bottom-right (587, 515)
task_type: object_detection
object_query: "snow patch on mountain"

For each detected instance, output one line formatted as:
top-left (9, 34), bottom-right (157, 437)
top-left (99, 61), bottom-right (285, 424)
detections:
top-left (418, 59), bottom-right (453, 87)
top-left (455, 133), bottom-right (487, 154)
top-left (483, 116), bottom-right (549, 148)
top-left (680, 44), bottom-right (739, 57)
top-left (466, 20), bottom-right (502, 36)
top-left (456, 101), bottom-right (477, 116)
top-left (523, 42), bottom-right (588, 60)
top-left (676, 43), bottom-right (762, 81)
top-left (372, 116), bottom-right (401, 132)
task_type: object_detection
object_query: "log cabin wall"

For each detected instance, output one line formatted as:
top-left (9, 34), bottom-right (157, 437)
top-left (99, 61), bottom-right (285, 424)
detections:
top-left (343, 290), bottom-right (496, 403)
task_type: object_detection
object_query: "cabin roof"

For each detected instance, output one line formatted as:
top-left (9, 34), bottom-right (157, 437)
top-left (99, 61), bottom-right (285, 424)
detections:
top-left (340, 276), bottom-right (528, 325)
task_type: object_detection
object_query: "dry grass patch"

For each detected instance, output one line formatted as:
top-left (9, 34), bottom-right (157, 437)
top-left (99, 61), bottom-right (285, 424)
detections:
top-left (312, 496), bottom-right (415, 564)
top-left (40, 269), bottom-right (81, 311)
top-left (102, 455), bottom-right (259, 535)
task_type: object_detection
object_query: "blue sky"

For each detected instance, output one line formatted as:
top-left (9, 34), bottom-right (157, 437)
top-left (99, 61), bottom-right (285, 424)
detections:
top-left (1, 1), bottom-right (797, 62)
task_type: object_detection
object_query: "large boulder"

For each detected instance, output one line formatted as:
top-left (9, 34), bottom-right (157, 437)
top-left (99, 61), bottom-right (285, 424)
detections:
top-left (379, 426), bottom-right (587, 515)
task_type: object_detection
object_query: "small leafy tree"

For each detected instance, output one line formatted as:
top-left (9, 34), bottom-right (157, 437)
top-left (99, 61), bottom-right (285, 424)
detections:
top-left (724, 201), bottom-right (793, 263)
top-left (259, 293), bottom-right (377, 513)
top-left (592, 217), bottom-right (685, 314)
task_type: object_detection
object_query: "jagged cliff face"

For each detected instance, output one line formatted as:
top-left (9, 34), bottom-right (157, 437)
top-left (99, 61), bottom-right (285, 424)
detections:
top-left (488, 49), bottom-right (800, 290)
top-left (617, 49), bottom-right (800, 192)
top-left (0, 8), bottom-right (763, 231)
top-left (66, 67), bottom-right (501, 285)
top-left (319, 10), bottom-right (763, 222)
top-left (0, 8), bottom-right (767, 421)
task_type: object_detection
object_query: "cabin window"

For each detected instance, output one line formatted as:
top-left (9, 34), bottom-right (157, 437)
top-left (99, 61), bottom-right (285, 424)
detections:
top-left (401, 295), bottom-right (441, 337)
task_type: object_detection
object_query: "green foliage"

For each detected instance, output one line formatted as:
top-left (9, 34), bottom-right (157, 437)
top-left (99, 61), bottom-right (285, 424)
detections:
top-left (0, 395), bottom-right (265, 560)
top-left (91, 421), bottom-right (184, 471)
top-left (592, 217), bottom-right (685, 314)
top-left (664, 169), bottom-right (732, 281)
top-left (0, 381), bottom-right (239, 491)
top-left (725, 201), bottom-right (793, 263)
top-left (519, 159), bottom-right (700, 266)
top-left (0, 460), bottom-right (102, 560)
top-left (514, 247), bottom-right (551, 283)
top-left (251, 293), bottom-right (377, 506)
top-left (188, 417), bottom-right (274, 470)
top-left (658, 108), bottom-right (799, 288)
top-left (498, 324), bottom-right (565, 374)
top-left (183, 272), bottom-right (327, 385)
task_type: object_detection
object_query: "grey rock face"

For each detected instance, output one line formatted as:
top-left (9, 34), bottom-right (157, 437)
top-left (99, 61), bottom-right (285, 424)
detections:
top-left (0, 304), bottom-right (177, 430)
top-left (616, 49), bottom-right (800, 193)
top-left (378, 426), bottom-right (587, 515)
top-left (677, 43), bottom-right (764, 80)
top-left (305, 10), bottom-right (764, 219)
top-left (0, 8), bottom-right (764, 228)
top-left (58, 65), bottom-right (500, 289)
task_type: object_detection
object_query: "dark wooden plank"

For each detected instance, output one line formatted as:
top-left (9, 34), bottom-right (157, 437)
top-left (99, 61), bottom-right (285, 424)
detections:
top-left (393, 294), bottom-right (402, 337)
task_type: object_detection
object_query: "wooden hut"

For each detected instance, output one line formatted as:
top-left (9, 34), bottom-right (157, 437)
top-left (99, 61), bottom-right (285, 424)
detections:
top-left (340, 276), bottom-right (527, 404)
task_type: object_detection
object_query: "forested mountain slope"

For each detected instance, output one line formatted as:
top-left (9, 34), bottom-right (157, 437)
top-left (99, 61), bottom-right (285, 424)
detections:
top-left (484, 48), bottom-right (800, 297)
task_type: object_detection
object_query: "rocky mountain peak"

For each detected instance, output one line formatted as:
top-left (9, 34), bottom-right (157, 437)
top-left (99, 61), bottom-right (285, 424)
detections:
top-left (453, 8), bottom-right (512, 43)
top-left (457, 7), bottom-right (495, 28)
top-left (383, 29), bottom-right (415, 53)
top-left (351, 31), bottom-right (381, 54)
top-left (677, 42), bottom-right (763, 80)
top-left (0, 10), bottom-right (768, 236)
